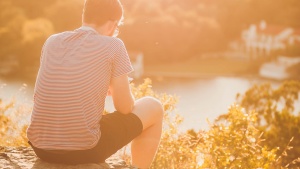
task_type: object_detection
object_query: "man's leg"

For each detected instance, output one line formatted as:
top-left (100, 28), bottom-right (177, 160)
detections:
top-left (131, 96), bottom-right (164, 169)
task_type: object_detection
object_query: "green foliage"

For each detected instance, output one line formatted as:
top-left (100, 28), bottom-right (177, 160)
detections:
top-left (0, 0), bottom-right (82, 80)
top-left (0, 99), bottom-right (14, 138)
top-left (121, 0), bottom-right (225, 63)
top-left (237, 81), bottom-right (300, 168)
top-left (200, 105), bottom-right (278, 169)
top-left (12, 0), bottom-right (58, 19)
top-left (43, 0), bottom-right (83, 32)
top-left (0, 0), bottom-right (25, 62)
top-left (0, 98), bottom-right (29, 147)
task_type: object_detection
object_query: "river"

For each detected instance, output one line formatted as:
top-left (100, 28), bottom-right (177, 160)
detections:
top-left (0, 76), bottom-right (289, 132)
top-left (147, 76), bottom-right (281, 131)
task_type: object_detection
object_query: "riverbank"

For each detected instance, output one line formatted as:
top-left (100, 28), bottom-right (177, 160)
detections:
top-left (0, 57), bottom-right (263, 85)
top-left (144, 57), bottom-right (260, 79)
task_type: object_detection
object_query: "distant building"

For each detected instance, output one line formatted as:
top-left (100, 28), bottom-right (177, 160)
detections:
top-left (231, 20), bottom-right (300, 58)
top-left (259, 56), bottom-right (300, 80)
top-left (128, 51), bottom-right (144, 79)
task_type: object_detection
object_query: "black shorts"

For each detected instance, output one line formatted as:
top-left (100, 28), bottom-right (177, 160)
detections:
top-left (28, 111), bottom-right (143, 165)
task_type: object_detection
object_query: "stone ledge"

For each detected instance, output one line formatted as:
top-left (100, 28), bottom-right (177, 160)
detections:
top-left (0, 146), bottom-right (130, 169)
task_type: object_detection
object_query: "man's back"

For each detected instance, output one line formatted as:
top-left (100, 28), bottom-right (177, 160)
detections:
top-left (27, 26), bottom-right (133, 150)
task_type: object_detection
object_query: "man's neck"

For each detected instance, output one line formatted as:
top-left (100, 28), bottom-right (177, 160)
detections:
top-left (82, 23), bottom-right (106, 35)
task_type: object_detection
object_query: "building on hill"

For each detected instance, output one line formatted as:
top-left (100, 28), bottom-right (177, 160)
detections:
top-left (227, 21), bottom-right (300, 80)
top-left (229, 20), bottom-right (300, 59)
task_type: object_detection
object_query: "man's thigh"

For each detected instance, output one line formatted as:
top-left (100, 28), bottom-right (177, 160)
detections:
top-left (94, 111), bottom-right (143, 161)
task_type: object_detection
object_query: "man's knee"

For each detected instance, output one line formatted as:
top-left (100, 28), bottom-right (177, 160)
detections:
top-left (141, 96), bottom-right (164, 119)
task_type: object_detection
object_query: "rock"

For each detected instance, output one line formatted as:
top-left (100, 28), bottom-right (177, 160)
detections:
top-left (0, 147), bottom-right (131, 169)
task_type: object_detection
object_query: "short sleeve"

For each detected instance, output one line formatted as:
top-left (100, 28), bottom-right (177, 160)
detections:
top-left (40, 36), bottom-right (52, 65)
top-left (111, 39), bottom-right (134, 78)
top-left (40, 41), bottom-right (47, 65)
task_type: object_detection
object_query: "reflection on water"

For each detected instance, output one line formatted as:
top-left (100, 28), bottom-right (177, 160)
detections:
top-left (0, 77), bottom-right (287, 131)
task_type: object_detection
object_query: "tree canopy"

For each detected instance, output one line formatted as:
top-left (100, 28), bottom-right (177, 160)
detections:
top-left (1, 0), bottom-right (299, 79)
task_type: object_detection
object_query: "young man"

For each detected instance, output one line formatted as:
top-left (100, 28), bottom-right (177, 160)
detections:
top-left (26, 0), bottom-right (163, 168)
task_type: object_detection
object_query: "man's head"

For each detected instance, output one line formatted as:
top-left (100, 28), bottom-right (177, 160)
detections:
top-left (82, 0), bottom-right (124, 36)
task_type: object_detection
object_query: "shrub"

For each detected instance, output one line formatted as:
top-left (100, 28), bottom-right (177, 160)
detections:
top-left (236, 80), bottom-right (300, 168)
top-left (199, 105), bottom-right (279, 169)
top-left (0, 98), bottom-right (29, 147)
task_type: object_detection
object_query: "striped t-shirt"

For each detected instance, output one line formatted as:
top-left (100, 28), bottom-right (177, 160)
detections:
top-left (27, 26), bottom-right (133, 150)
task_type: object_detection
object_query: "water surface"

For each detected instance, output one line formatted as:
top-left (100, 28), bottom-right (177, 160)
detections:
top-left (1, 77), bottom-right (293, 132)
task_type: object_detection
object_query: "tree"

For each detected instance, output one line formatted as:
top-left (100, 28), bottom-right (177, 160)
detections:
top-left (0, 0), bottom-right (26, 63)
top-left (12, 0), bottom-right (57, 19)
top-left (236, 81), bottom-right (300, 168)
top-left (44, 0), bottom-right (83, 32)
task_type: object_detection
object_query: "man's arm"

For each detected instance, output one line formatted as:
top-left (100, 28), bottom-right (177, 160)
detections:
top-left (109, 74), bottom-right (135, 114)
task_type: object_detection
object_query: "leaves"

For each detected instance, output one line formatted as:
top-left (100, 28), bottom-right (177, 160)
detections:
top-left (0, 98), bottom-right (29, 147)
top-left (237, 80), bottom-right (300, 168)
top-left (198, 105), bottom-right (279, 169)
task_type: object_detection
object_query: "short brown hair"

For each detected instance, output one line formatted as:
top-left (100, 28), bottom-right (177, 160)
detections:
top-left (82, 0), bottom-right (123, 26)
